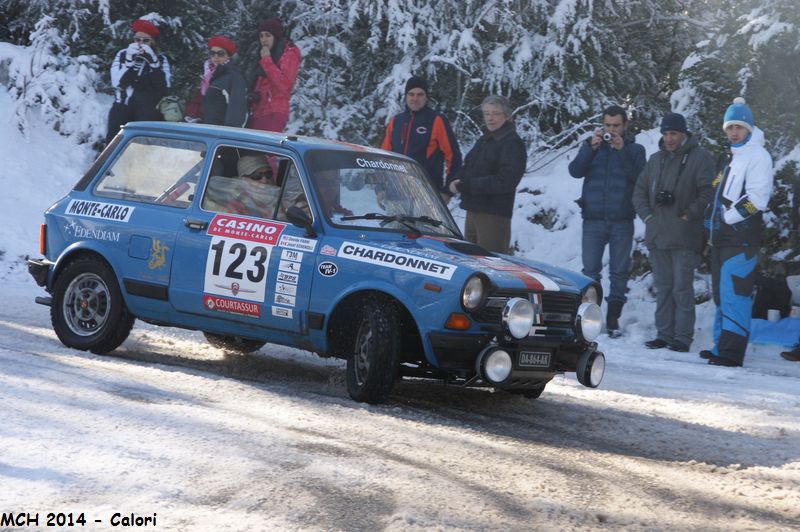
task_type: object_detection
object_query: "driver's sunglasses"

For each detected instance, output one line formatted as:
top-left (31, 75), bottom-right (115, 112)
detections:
top-left (209, 50), bottom-right (228, 58)
top-left (247, 170), bottom-right (271, 180)
top-left (134, 37), bottom-right (151, 44)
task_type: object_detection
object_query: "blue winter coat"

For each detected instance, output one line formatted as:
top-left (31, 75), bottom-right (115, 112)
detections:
top-left (568, 131), bottom-right (646, 221)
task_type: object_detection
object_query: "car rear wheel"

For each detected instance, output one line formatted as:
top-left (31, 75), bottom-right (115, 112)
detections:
top-left (346, 299), bottom-right (400, 404)
top-left (51, 257), bottom-right (134, 354)
top-left (203, 332), bottom-right (266, 354)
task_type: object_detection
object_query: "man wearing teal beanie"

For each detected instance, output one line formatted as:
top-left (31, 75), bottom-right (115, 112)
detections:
top-left (700, 97), bottom-right (774, 367)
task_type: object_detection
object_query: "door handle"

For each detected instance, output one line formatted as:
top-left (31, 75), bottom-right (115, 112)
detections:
top-left (184, 218), bottom-right (208, 230)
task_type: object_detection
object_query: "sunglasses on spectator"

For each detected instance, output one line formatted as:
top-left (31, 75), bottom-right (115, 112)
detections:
top-left (134, 37), bottom-right (151, 44)
top-left (209, 50), bottom-right (228, 58)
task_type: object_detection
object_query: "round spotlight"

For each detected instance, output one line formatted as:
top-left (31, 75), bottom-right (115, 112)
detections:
top-left (502, 297), bottom-right (534, 339)
top-left (582, 285), bottom-right (600, 304)
top-left (576, 350), bottom-right (605, 388)
top-left (576, 302), bottom-right (603, 342)
top-left (461, 274), bottom-right (487, 311)
top-left (476, 347), bottom-right (513, 384)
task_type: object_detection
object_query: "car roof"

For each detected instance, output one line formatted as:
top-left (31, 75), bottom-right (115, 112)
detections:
top-left (122, 122), bottom-right (404, 159)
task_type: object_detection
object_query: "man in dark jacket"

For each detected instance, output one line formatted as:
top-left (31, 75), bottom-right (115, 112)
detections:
top-left (447, 95), bottom-right (526, 253)
top-left (633, 113), bottom-right (714, 352)
top-left (381, 76), bottom-right (462, 201)
top-left (569, 105), bottom-right (646, 337)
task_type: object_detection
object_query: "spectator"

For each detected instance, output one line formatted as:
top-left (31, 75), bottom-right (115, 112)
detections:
top-left (247, 18), bottom-right (302, 133)
top-left (187, 36), bottom-right (247, 127)
top-left (700, 98), bottom-right (774, 367)
top-left (381, 76), bottom-right (462, 202)
top-left (568, 105), bottom-right (646, 338)
top-left (447, 95), bottom-right (526, 254)
top-left (106, 19), bottom-right (171, 144)
top-left (633, 113), bottom-right (714, 352)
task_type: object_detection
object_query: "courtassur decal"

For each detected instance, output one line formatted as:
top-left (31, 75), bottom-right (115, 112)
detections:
top-left (338, 242), bottom-right (456, 280)
top-left (65, 200), bottom-right (134, 222)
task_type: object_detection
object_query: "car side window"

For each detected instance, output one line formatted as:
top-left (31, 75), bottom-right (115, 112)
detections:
top-left (201, 146), bottom-right (294, 220)
top-left (276, 165), bottom-right (311, 222)
top-left (94, 136), bottom-right (205, 208)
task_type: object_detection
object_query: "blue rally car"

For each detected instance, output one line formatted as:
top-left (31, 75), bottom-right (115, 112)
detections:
top-left (28, 122), bottom-right (605, 403)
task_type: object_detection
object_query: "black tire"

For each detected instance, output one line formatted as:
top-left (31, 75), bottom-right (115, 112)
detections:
top-left (346, 299), bottom-right (401, 404)
top-left (203, 332), bottom-right (266, 354)
top-left (51, 257), bottom-right (134, 354)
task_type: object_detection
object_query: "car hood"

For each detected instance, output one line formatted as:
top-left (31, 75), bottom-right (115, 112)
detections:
top-left (348, 236), bottom-right (587, 294)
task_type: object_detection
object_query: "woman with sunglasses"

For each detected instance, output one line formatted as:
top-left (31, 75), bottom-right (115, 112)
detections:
top-left (106, 19), bottom-right (171, 144)
top-left (186, 36), bottom-right (247, 128)
top-left (247, 17), bottom-right (302, 132)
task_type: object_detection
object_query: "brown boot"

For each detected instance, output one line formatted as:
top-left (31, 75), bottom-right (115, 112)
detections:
top-left (780, 346), bottom-right (800, 362)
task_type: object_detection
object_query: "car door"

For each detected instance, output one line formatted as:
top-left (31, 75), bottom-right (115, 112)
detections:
top-left (169, 143), bottom-right (317, 334)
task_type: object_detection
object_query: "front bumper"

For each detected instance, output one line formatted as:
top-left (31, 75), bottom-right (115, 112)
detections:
top-left (27, 258), bottom-right (51, 287)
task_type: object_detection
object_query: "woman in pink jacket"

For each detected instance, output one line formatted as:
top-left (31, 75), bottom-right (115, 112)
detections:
top-left (248, 18), bottom-right (302, 132)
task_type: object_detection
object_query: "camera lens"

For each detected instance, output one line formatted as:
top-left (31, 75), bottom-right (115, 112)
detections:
top-left (602, 132), bottom-right (612, 142)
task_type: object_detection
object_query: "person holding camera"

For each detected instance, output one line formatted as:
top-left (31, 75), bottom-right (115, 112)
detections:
top-left (106, 19), bottom-right (171, 144)
top-left (247, 18), bottom-right (302, 133)
top-left (633, 113), bottom-right (714, 352)
top-left (569, 105), bottom-right (646, 338)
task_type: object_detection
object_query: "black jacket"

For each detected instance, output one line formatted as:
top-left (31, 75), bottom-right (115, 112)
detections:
top-left (632, 133), bottom-right (715, 252)
top-left (452, 122), bottom-right (526, 218)
top-left (202, 62), bottom-right (248, 127)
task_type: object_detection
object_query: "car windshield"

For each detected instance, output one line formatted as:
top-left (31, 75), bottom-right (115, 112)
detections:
top-left (304, 150), bottom-right (461, 237)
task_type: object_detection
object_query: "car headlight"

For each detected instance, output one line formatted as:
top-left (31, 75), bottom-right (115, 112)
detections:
top-left (576, 302), bottom-right (603, 342)
top-left (582, 285), bottom-right (600, 304)
top-left (502, 297), bottom-right (535, 339)
top-left (476, 346), bottom-right (513, 384)
top-left (461, 274), bottom-right (487, 311)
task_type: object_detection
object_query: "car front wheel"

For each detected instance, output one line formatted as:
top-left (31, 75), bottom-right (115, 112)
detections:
top-left (346, 299), bottom-right (400, 404)
top-left (51, 257), bottom-right (134, 354)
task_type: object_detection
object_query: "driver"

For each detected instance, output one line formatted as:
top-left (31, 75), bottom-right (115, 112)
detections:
top-left (315, 169), bottom-right (353, 219)
top-left (204, 154), bottom-right (280, 218)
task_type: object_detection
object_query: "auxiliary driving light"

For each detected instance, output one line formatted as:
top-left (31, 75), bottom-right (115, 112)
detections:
top-left (476, 346), bottom-right (513, 384)
top-left (576, 350), bottom-right (605, 388)
top-left (575, 302), bottom-right (603, 342)
top-left (501, 297), bottom-right (535, 339)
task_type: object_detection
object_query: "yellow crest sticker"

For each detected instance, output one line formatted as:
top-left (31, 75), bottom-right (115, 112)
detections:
top-left (148, 239), bottom-right (170, 270)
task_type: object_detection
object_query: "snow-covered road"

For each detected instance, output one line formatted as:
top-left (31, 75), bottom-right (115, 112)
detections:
top-left (1, 269), bottom-right (798, 531)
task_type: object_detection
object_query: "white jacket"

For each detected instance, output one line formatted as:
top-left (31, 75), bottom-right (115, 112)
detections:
top-left (721, 127), bottom-right (773, 225)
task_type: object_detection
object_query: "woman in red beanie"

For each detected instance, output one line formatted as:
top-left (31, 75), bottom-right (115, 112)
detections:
top-left (247, 18), bottom-right (302, 132)
top-left (186, 36), bottom-right (247, 127)
top-left (106, 18), bottom-right (171, 143)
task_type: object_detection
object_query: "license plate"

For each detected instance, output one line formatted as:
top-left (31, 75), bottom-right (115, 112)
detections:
top-left (519, 351), bottom-right (551, 368)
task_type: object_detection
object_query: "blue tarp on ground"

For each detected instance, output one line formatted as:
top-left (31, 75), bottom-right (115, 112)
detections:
top-left (749, 318), bottom-right (800, 347)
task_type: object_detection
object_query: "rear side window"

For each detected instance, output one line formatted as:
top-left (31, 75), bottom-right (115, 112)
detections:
top-left (95, 136), bottom-right (206, 208)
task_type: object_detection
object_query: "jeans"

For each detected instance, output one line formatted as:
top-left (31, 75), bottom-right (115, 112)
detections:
top-left (582, 219), bottom-right (633, 302)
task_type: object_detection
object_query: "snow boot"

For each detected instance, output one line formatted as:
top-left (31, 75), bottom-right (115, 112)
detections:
top-left (606, 300), bottom-right (624, 339)
top-left (780, 346), bottom-right (800, 362)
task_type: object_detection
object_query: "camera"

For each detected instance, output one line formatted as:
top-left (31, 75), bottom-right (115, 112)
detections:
top-left (602, 132), bottom-right (612, 142)
top-left (655, 190), bottom-right (675, 206)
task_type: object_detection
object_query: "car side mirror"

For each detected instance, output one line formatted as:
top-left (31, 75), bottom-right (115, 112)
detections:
top-left (285, 206), bottom-right (316, 238)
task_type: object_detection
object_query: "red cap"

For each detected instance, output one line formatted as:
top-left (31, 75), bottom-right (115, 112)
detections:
top-left (131, 19), bottom-right (160, 39)
top-left (207, 36), bottom-right (237, 55)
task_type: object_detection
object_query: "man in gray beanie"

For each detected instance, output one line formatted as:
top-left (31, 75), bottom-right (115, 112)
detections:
top-left (633, 112), bottom-right (715, 352)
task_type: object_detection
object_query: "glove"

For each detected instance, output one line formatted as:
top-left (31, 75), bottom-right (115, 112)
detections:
top-left (247, 91), bottom-right (261, 105)
top-left (124, 43), bottom-right (141, 67)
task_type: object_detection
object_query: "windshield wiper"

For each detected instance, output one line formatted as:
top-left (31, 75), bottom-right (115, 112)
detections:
top-left (341, 213), bottom-right (460, 238)
top-left (340, 212), bottom-right (421, 236)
